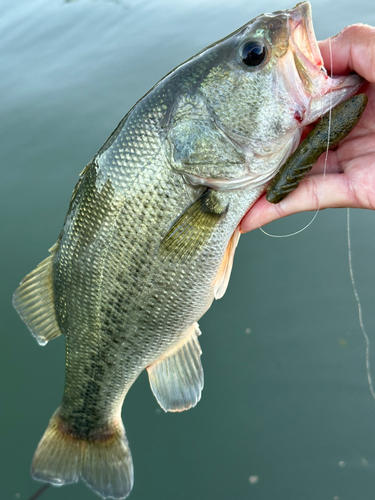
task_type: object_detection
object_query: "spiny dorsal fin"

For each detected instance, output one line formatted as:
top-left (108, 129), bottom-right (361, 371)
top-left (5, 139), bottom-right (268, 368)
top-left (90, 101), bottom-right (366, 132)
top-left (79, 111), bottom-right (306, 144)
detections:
top-left (213, 227), bottom-right (240, 300)
top-left (159, 189), bottom-right (228, 262)
top-left (147, 323), bottom-right (203, 412)
top-left (13, 243), bottom-right (62, 346)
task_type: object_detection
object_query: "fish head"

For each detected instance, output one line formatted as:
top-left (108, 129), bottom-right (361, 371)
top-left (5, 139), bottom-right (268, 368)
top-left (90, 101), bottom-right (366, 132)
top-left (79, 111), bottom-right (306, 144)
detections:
top-left (184, 1), bottom-right (363, 186)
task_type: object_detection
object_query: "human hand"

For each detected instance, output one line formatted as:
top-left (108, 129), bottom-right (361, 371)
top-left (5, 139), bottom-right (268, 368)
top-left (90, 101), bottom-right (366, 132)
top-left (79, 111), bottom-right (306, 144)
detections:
top-left (240, 24), bottom-right (375, 233)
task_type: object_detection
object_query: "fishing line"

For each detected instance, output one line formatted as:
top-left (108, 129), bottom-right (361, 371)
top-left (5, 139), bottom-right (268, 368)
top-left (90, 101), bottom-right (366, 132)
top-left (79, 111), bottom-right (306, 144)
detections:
top-left (347, 210), bottom-right (375, 401)
top-left (258, 210), bottom-right (319, 237)
top-left (259, 37), bottom-right (334, 239)
top-left (27, 483), bottom-right (50, 500)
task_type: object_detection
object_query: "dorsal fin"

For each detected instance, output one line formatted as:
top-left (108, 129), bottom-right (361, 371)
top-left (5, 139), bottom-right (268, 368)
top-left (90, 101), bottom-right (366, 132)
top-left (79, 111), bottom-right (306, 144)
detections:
top-left (213, 227), bottom-right (240, 299)
top-left (13, 243), bottom-right (62, 346)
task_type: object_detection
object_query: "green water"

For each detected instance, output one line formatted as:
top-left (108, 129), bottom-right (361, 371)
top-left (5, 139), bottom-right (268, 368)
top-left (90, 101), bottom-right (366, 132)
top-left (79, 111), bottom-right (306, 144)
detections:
top-left (2, 1), bottom-right (375, 499)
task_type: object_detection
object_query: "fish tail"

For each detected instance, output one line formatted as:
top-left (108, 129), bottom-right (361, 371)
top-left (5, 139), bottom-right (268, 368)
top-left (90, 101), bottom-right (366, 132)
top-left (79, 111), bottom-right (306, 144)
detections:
top-left (31, 409), bottom-right (134, 499)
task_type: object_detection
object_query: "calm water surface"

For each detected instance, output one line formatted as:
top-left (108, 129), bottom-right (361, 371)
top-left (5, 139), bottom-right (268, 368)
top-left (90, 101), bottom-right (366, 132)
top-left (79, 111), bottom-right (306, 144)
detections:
top-left (2, 0), bottom-right (375, 499)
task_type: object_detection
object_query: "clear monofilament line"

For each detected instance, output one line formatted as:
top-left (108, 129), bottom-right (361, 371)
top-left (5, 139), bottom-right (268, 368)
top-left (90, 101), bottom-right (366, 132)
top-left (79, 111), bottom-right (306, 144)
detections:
top-left (346, 209), bottom-right (375, 401)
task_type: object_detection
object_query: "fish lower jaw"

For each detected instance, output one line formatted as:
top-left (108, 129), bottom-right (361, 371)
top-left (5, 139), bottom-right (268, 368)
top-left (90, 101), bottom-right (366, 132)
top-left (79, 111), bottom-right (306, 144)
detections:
top-left (305, 74), bottom-right (364, 125)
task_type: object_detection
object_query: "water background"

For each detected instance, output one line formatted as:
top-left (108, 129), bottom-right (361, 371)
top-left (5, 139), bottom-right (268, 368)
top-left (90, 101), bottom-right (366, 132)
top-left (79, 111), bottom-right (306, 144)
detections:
top-left (2, 0), bottom-right (375, 499)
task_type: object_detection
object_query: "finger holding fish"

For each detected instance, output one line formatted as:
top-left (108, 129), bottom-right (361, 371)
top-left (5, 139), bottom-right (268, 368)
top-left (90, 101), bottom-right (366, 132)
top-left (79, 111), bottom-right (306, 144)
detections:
top-left (319, 24), bottom-right (375, 84)
top-left (240, 172), bottom-right (366, 234)
top-left (240, 137), bottom-right (375, 233)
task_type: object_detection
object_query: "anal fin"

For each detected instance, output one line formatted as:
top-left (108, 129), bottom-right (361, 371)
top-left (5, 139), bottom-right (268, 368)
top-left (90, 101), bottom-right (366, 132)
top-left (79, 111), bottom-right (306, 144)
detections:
top-left (147, 323), bottom-right (203, 412)
top-left (213, 227), bottom-right (240, 299)
top-left (13, 243), bottom-right (62, 346)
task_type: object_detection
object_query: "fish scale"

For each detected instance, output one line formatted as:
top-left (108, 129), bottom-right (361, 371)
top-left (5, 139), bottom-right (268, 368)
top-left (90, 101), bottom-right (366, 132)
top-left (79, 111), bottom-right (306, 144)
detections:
top-left (13, 2), bottom-right (363, 498)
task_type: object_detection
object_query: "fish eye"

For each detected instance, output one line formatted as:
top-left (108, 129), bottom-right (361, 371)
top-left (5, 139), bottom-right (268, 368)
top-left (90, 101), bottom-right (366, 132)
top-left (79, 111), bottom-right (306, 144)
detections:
top-left (240, 40), bottom-right (267, 67)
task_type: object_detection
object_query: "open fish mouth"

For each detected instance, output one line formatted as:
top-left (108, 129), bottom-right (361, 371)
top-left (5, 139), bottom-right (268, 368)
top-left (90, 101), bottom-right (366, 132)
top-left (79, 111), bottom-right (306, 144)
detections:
top-left (286, 1), bottom-right (363, 121)
top-left (288, 1), bottom-right (325, 94)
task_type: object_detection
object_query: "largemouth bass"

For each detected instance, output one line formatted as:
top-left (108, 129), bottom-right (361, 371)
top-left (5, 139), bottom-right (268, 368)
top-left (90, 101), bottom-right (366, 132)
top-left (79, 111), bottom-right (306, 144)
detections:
top-left (13, 2), bottom-right (362, 498)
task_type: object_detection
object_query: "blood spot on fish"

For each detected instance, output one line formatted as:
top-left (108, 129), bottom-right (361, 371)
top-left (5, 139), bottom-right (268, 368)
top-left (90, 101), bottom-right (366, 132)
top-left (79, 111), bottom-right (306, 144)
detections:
top-left (294, 110), bottom-right (304, 122)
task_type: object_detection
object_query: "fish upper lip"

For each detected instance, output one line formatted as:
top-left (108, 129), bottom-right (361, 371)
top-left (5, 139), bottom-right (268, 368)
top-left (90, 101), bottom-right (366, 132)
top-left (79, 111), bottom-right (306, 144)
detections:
top-left (286, 1), bottom-right (327, 95)
top-left (294, 2), bottom-right (323, 67)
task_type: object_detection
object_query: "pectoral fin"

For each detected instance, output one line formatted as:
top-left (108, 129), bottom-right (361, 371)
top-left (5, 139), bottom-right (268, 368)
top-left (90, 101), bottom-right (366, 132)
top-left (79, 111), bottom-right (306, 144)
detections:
top-left (147, 323), bottom-right (203, 412)
top-left (159, 189), bottom-right (228, 261)
top-left (13, 243), bottom-right (62, 346)
top-left (213, 227), bottom-right (240, 299)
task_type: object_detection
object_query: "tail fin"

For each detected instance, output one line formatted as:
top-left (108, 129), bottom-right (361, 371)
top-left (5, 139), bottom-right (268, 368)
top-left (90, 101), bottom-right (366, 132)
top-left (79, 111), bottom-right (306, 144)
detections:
top-left (31, 410), bottom-right (134, 499)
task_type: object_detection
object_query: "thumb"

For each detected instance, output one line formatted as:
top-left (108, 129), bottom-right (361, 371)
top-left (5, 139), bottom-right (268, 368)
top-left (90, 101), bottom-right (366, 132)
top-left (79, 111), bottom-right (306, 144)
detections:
top-left (240, 173), bottom-right (360, 232)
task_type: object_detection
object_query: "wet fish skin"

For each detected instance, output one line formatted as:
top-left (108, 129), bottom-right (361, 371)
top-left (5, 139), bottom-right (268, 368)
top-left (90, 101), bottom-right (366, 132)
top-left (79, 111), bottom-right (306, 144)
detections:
top-left (13, 3), bottom-right (363, 498)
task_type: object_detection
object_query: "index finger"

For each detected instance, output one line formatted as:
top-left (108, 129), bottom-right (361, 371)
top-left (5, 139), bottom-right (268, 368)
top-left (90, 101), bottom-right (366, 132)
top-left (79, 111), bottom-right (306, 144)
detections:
top-left (319, 24), bottom-right (375, 83)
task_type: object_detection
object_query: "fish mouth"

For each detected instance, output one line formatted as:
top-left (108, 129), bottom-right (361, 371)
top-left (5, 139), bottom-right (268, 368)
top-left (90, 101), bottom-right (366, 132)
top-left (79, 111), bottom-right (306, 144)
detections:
top-left (289, 1), bottom-right (324, 87)
top-left (286, 1), bottom-right (363, 121)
